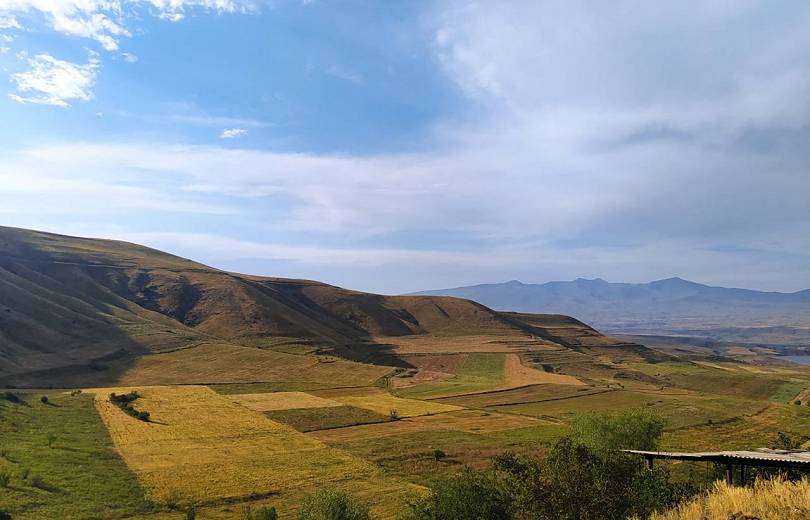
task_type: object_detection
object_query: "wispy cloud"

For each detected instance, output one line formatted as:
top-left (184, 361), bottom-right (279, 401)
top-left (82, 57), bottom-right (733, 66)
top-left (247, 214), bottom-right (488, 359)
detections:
top-left (220, 128), bottom-right (247, 139)
top-left (9, 53), bottom-right (99, 107)
top-left (326, 64), bottom-right (363, 85)
top-left (0, 1), bottom-right (256, 51)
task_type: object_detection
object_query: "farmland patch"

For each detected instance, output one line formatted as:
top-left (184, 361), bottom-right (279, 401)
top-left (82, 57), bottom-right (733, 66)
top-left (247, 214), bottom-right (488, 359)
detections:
top-left (91, 385), bottom-right (416, 517)
top-left (229, 391), bottom-right (342, 412)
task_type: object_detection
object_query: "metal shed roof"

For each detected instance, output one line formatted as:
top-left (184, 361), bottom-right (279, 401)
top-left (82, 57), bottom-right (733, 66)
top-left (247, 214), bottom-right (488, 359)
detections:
top-left (623, 449), bottom-right (810, 466)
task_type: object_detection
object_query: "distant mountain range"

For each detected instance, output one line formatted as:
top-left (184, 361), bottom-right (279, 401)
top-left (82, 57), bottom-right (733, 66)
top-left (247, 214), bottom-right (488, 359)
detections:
top-left (411, 278), bottom-right (810, 339)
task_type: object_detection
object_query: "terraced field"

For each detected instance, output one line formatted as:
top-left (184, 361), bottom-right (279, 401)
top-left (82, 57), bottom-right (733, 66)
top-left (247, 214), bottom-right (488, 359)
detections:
top-left (3, 350), bottom-right (810, 520)
top-left (91, 386), bottom-right (418, 518)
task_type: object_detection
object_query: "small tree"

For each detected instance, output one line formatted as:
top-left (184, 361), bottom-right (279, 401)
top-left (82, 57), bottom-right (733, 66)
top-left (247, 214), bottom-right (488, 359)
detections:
top-left (298, 488), bottom-right (372, 520)
top-left (794, 400), bottom-right (802, 406)
top-left (407, 468), bottom-right (512, 520)
top-left (569, 408), bottom-right (665, 455)
top-left (253, 506), bottom-right (278, 520)
top-left (432, 449), bottom-right (446, 462)
top-left (40, 395), bottom-right (48, 404)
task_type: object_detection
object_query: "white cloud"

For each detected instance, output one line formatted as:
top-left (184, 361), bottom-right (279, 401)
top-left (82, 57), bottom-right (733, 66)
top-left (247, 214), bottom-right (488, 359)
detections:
top-left (220, 127), bottom-right (247, 139)
top-left (9, 53), bottom-right (99, 107)
top-left (0, 46), bottom-right (8, 53)
top-left (0, 1), bottom-right (256, 51)
top-left (120, 51), bottom-right (137, 62)
top-left (0, 14), bottom-right (21, 29)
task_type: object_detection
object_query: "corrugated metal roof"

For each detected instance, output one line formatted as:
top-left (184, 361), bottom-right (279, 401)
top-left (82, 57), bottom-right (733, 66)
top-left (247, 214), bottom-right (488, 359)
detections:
top-left (624, 449), bottom-right (810, 464)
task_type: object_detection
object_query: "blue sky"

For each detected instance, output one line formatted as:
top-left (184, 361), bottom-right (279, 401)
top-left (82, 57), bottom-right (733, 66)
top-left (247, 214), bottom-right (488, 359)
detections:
top-left (1, 1), bottom-right (810, 294)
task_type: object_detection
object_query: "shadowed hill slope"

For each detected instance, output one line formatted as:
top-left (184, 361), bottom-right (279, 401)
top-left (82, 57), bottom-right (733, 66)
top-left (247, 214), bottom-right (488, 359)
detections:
top-left (0, 226), bottom-right (552, 384)
top-left (0, 226), bottom-right (666, 386)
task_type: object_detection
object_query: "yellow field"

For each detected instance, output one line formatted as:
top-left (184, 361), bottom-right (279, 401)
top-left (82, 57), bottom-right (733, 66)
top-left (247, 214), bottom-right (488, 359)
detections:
top-left (113, 343), bottom-right (391, 386)
top-left (501, 353), bottom-right (584, 387)
top-left (92, 386), bottom-right (417, 518)
top-left (229, 391), bottom-right (342, 411)
top-left (327, 388), bottom-right (462, 417)
top-left (310, 409), bottom-right (546, 443)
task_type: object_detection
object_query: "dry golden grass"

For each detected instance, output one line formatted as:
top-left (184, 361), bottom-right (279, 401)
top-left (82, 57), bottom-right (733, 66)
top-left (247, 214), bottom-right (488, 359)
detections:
top-left (91, 385), bottom-right (417, 517)
top-left (647, 478), bottom-right (810, 520)
top-left (327, 388), bottom-right (462, 418)
top-left (379, 334), bottom-right (539, 354)
top-left (115, 343), bottom-right (391, 386)
top-left (228, 391), bottom-right (343, 411)
top-left (501, 353), bottom-right (584, 387)
top-left (309, 409), bottom-right (546, 443)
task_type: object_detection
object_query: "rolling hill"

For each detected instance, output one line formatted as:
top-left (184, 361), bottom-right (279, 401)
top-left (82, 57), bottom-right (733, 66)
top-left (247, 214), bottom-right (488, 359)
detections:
top-left (411, 278), bottom-right (810, 342)
top-left (0, 226), bottom-right (657, 387)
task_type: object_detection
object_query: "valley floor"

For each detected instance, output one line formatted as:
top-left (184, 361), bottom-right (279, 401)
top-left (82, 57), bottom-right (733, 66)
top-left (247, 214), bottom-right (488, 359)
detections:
top-left (2, 333), bottom-right (810, 519)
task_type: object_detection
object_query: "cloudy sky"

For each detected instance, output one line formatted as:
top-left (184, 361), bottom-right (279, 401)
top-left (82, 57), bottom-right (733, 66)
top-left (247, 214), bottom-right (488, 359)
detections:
top-left (1, 1), bottom-right (809, 294)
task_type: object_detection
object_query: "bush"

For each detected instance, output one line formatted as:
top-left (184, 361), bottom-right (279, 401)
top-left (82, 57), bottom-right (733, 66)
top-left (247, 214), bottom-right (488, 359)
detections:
top-left (40, 395), bottom-right (48, 404)
top-left (29, 474), bottom-right (47, 489)
top-left (184, 505), bottom-right (196, 520)
top-left (2, 392), bottom-right (22, 404)
top-left (432, 449), bottom-right (446, 462)
top-left (569, 408), bottom-right (665, 454)
top-left (408, 468), bottom-right (512, 520)
top-left (298, 488), bottom-right (372, 520)
top-left (110, 391), bottom-right (151, 422)
top-left (389, 409), bottom-right (401, 421)
top-left (253, 506), bottom-right (278, 520)
top-left (795, 400), bottom-right (802, 406)
top-left (0, 471), bottom-right (10, 488)
top-left (0, 510), bottom-right (11, 520)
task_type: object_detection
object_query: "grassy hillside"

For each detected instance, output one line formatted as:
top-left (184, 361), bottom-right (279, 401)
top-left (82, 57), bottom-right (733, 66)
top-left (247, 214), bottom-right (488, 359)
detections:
top-left (0, 226), bottom-right (658, 387)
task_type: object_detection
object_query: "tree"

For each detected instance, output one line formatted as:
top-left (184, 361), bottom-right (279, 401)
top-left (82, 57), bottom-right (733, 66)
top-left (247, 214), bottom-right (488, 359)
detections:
top-left (253, 507), bottom-right (278, 520)
top-left (298, 489), bottom-right (372, 520)
top-left (568, 408), bottom-right (665, 455)
top-left (40, 395), bottom-right (48, 404)
top-left (407, 468), bottom-right (512, 520)
top-left (432, 449), bottom-right (447, 462)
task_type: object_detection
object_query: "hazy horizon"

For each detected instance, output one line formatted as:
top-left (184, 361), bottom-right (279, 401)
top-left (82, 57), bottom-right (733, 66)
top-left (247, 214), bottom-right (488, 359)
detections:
top-left (2, 1), bottom-right (810, 294)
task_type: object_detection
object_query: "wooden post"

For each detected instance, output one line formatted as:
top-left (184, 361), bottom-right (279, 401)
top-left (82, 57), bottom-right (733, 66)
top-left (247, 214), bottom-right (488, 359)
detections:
top-left (646, 456), bottom-right (654, 470)
top-left (725, 463), bottom-right (734, 485)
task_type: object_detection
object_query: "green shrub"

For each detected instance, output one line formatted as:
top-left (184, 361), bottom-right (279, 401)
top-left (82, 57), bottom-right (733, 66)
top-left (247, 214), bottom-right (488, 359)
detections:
top-left (2, 391), bottom-right (22, 404)
top-left (569, 408), bottom-right (665, 455)
top-left (794, 400), bottom-right (802, 406)
top-left (407, 468), bottom-right (512, 520)
top-left (389, 409), bottom-right (400, 421)
top-left (29, 474), bottom-right (47, 489)
top-left (46, 433), bottom-right (56, 448)
top-left (298, 488), bottom-right (372, 520)
top-left (110, 391), bottom-right (151, 422)
top-left (184, 505), bottom-right (196, 520)
top-left (40, 395), bottom-right (48, 404)
top-left (253, 506), bottom-right (278, 520)
top-left (432, 449), bottom-right (446, 462)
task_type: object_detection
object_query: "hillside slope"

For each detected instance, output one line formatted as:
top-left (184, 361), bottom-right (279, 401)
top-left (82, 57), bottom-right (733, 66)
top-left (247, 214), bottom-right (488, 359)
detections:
top-left (1, 226), bottom-right (569, 385)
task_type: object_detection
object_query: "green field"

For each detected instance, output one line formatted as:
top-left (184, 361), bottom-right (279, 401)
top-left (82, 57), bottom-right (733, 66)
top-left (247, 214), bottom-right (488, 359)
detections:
top-left (0, 391), bottom-right (151, 520)
top-left (396, 353), bottom-right (506, 399)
